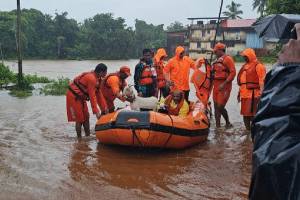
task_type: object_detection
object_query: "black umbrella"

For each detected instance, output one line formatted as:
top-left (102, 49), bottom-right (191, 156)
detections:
top-left (252, 14), bottom-right (300, 40)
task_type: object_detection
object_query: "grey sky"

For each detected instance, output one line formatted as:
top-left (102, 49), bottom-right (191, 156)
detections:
top-left (1, 0), bottom-right (258, 28)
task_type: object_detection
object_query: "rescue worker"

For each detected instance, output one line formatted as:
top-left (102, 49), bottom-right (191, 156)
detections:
top-left (154, 48), bottom-right (169, 98)
top-left (161, 90), bottom-right (189, 117)
top-left (191, 58), bottom-right (213, 106)
top-left (100, 66), bottom-right (131, 113)
top-left (164, 46), bottom-right (196, 101)
top-left (212, 42), bottom-right (236, 128)
top-left (134, 48), bottom-right (157, 97)
top-left (237, 48), bottom-right (266, 130)
top-left (66, 63), bottom-right (107, 138)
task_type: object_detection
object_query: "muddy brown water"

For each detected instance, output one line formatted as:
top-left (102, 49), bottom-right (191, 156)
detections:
top-left (1, 60), bottom-right (272, 200)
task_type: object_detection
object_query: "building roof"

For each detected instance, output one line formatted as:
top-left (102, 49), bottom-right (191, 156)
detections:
top-left (221, 19), bottom-right (256, 28)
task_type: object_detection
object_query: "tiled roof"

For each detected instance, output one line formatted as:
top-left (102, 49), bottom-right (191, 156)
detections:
top-left (221, 19), bottom-right (257, 28)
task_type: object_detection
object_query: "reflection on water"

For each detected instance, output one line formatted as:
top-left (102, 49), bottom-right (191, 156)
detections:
top-left (0, 60), bottom-right (260, 199)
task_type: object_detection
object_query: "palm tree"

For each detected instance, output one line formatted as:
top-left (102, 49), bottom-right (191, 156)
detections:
top-left (253, 0), bottom-right (267, 17)
top-left (223, 1), bottom-right (243, 19)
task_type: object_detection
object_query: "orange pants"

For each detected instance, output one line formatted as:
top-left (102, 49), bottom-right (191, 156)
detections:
top-left (213, 80), bottom-right (232, 106)
top-left (66, 90), bottom-right (89, 123)
top-left (241, 98), bottom-right (259, 116)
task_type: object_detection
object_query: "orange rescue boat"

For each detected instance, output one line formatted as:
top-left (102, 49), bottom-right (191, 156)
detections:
top-left (95, 101), bottom-right (210, 149)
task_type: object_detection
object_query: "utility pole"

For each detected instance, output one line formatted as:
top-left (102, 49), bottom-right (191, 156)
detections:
top-left (0, 43), bottom-right (4, 65)
top-left (16, 0), bottom-right (23, 86)
top-left (210, 0), bottom-right (224, 63)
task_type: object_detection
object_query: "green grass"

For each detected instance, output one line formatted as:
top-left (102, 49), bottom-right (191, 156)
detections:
top-left (0, 63), bottom-right (15, 87)
top-left (41, 77), bottom-right (70, 96)
top-left (23, 74), bottom-right (52, 84)
top-left (9, 89), bottom-right (33, 98)
top-left (233, 55), bottom-right (277, 64)
top-left (0, 63), bottom-right (55, 98)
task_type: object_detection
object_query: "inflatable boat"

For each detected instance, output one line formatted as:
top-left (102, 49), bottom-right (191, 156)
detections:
top-left (95, 102), bottom-right (210, 149)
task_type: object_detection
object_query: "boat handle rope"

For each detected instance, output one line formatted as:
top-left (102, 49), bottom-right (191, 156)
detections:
top-left (162, 113), bottom-right (175, 149)
top-left (131, 127), bottom-right (144, 147)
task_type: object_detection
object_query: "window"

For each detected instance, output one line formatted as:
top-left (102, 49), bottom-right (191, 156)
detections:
top-left (226, 41), bottom-right (235, 47)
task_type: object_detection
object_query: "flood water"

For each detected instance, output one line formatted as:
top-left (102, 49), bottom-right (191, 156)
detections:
top-left (0, 60), bottom-right (270, 200)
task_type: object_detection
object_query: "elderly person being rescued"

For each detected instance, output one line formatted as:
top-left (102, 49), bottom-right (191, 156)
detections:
top-left (159, 90), bottom-right (189, 117)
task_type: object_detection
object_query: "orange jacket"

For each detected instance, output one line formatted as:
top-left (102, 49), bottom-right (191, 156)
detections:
top-left (139, 65), bottom-right (154, 85)
top-left (164, 46), bottom-right (195, 91)
top-left (165, 94), bottom-right (185, 116)
top-left (191, 63), bottom-right (213, 105)
top-left (69, 72), bottom-right (99, 114)
top-left (212, 55), bottom-right (236, 82)
top-left (100, 73), bottom-right (126, 110)
top-left (238, 48), bottom-right (266, 99)
top-left (154, 48), bottom-right (167, 88)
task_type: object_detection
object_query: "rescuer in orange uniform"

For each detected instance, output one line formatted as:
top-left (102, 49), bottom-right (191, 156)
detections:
top-left (100, 66), bottom-right (131, 113)
top-left (212, 42), bottom-right (236, 128)
top-left (237, 48), bottom-right (266, 130)
top-left (164, 46), bottom-right (196, 101)
top-left (66, 63), bottom-right (107, 138)
top-left (154, 48), bottom-right (169, 98)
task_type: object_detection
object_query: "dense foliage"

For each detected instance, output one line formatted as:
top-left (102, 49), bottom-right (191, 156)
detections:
top-left (0, 9), bottom-right (168, 60)
top-left (223, 1), bottom-right (243, 19)
top-left (253, 0), bottom-right (300, 16)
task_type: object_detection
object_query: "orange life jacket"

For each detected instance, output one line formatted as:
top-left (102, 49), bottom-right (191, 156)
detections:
top-left (103, 73), bottom-right (126, 91)
top-left (212, 55), bottom-right (230, 80)
top-left (69, 72), bottom-right (93, 101)
top-left (140, 65), bottom-right (154, 85)
top-left (155, 61), bottom-right (166, 88)
top-left (164, 94), bottom-right (185, 116)
top-left (237, 62), bottom-right (260, 89)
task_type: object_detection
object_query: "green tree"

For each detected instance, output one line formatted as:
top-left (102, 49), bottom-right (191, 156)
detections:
top-left (0, 9), bottom-right (168, 60)
top-left (21, 9), bottom-right (56, 58)
top-left (223, 1), bottom-right (243, 19)
top-left (266, 0), bottom-right (300, 15)
top-left (253, 0), bottom-right (267, 17)
top-left (134, 19), bottom-right (166, 57)
top-left (167, 21), bottom-right (185, 32)
top-left (53, 12), bottom-right (79, 58)
top-left (81, 13), bottom-right (135, 59)
top-left (0, 11), bottom-right (16, 58)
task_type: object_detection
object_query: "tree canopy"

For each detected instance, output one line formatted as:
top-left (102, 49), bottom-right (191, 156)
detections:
top-left (0, 9), bottom-right (169, 60)
top-left (223, 1), bottom-right (243, 19)
top-left (253, 0), bottom-right (300, 16)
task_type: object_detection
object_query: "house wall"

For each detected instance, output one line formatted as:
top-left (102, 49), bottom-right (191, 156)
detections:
top-left (188, 27), bottom-right (272, 56)
top-left (246, 32), bottom-right (264, 49)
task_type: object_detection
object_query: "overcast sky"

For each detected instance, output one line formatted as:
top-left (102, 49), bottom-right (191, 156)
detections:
top-left (1, 0), bottom-right (258, 27)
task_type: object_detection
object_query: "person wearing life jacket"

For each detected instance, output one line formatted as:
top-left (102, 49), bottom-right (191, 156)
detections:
top-left (100, 66), bottom-right (131, 113)
top-left (164, 46), bottom-right (196, 102)
top-left (161, 90), bottom-right (189, 117)
top-left (237, 48), bottom-right (266, 130)
top-left (191, 57), bottom-right (213, 106)
top-left (134, 48), bottom-right (157, 97)
top-left (212, 42), bottom-right (236, 128)
top-left (154, 48), bottom-right (169, 98)
top-left (66, 63), bottom-right (107, 138)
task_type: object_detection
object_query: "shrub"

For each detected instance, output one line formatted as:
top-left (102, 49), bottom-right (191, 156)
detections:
top-left (41, 77), bottom-right (70, 96)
